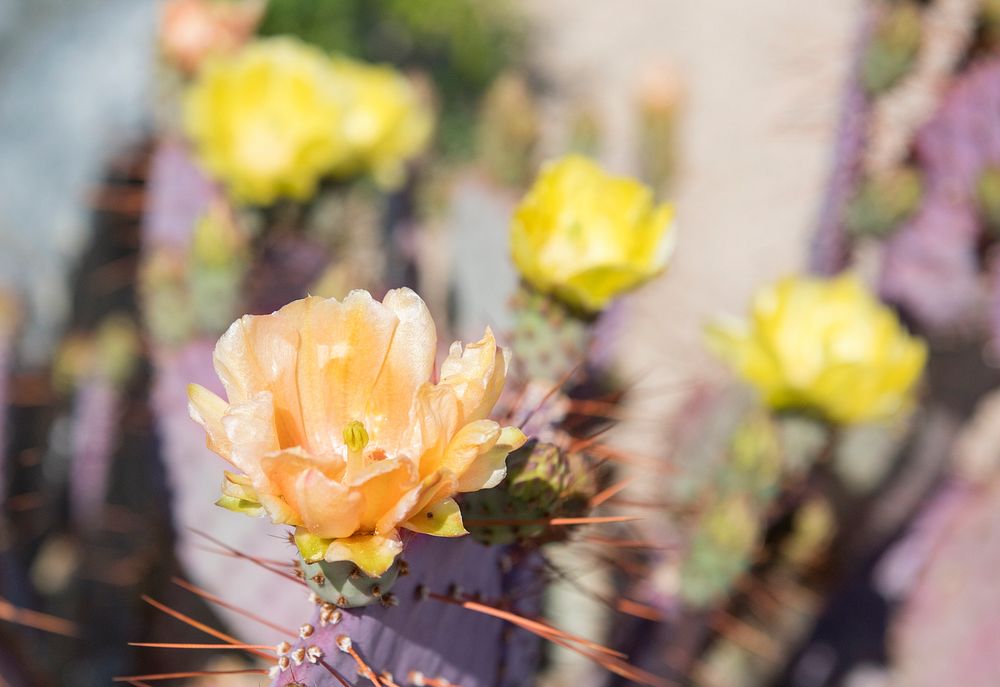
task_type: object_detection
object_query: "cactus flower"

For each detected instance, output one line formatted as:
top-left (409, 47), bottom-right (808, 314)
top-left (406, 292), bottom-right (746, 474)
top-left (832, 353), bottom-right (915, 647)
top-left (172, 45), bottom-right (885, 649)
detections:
top-left (709, 274), bottom-right (927, 425)
top-left (510, 155), bottom-right (677, 313)
top-left (329, 58), bottom-right (433, 189)
top-left (159, 0), bottom-right (264, 75)
top-left (188, 288), bottom-right (526, 575)
top-left (183, 37), bottom-right (348, 205)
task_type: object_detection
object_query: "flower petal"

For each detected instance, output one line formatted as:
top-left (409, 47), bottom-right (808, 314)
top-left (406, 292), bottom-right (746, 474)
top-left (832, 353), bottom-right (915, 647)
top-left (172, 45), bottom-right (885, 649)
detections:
top-left (402, 498), bottom-right (467, 537)
top-left (376, 469), bottom-right (457, 534)
top-left (456, 425), bottom-right (527, 492)
top-left (188, 383), bottom-right (232, 461)
top-left (439, 327), bottom-right (508, 423)
top-left (367, 288), bottom-right (436, 450)
top-left (318, 290), bottom-right (399, 445)
top-left (258, 448), bottom-right (353, 531)
top-left (221, 390), bottom-right (280, 478)
top-left (434, 419), bottom-right (501, 478)
top-left (403, 383), bottom-right (462, 476)
top-left (346, 458), bottom-right (418, 531)
top-left (293, 467), bottom-right (363, 539)
top-left (324, 532), bottom-right (402, 577)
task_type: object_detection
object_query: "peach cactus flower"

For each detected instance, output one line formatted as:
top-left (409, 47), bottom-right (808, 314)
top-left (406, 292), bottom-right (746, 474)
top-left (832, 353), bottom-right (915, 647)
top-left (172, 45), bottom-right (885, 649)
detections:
top-left (160, 0), bottom-right (265, 75)
top-left (188, 289), bottom-right (526, 575)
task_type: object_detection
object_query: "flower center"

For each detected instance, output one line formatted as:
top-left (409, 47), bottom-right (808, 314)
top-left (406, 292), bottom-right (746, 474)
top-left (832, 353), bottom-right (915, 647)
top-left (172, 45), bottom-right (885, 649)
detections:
top-left (343, 420), bottom-right (370, 482)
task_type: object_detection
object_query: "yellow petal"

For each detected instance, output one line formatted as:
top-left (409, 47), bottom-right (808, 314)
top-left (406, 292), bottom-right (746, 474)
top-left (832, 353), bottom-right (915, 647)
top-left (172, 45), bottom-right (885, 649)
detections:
top-left (293, 527), bottom-right (328, 563)
top-left (402, 498), bottom-right (467, 537)
top-left (510, 155), bottom-right (675, 312)
top-left (456, 425), bottom-right (527, 492)
top-left (324, 533), bottom-right (402, 577)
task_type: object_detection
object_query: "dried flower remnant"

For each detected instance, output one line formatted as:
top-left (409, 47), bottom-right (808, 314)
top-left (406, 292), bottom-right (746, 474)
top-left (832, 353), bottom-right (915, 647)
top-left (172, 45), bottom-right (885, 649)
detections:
top-left (188, 288), bottom-right (526, 577)
top-left (510, 155), bottom-right (677, 313)
top-left (709, 274), bottom-right (927, 425)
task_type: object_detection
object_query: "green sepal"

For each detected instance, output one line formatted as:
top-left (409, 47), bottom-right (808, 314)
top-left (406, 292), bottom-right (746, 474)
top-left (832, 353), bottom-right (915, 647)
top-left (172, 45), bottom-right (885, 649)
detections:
top-left (215, 495), bottom-right (267, 517)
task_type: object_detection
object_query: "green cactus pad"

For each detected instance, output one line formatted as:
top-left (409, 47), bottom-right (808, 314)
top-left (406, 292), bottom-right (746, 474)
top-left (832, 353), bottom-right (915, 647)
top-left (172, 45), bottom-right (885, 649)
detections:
top-left (509, 285), bottom-right (592, 383)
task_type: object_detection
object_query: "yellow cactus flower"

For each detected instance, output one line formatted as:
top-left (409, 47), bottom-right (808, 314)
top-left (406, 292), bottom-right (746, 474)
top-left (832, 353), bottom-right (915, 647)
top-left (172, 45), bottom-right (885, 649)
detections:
top-left (709, 274), bottom-right (927, 425)
top-left (510, 155), bottom-right (677, 313)
top-left (329, 58), bottom-right (433, 188)
top-left (183, 37), bottom-right (348, 205)
top-left (188, 288), bottom-right (526, 576)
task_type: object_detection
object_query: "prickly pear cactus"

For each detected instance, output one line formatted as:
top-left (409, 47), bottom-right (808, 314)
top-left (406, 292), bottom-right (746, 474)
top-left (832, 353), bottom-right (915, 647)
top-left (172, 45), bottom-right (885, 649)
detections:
top-left (889, 480), bottom-right (1000, 687)
top-left (862, 1), bottom-right (922, 95)
top-left (477, 72), bottom-right (540, 188)
top-left (881, 56), bottom-right (1000, 333)
top-left (269, 537), bottom-right (542, 687)
top-left (509, 286), bottom-right (591, 383)
top-left (465, 440), bottom-right (593, 547)
top-left (677, 408), bottom-right (783, 606)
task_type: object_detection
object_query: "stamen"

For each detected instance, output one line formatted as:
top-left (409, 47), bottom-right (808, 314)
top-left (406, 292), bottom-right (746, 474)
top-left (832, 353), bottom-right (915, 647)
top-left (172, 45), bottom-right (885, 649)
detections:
top-left (344, 420), bottom-right (370, 480)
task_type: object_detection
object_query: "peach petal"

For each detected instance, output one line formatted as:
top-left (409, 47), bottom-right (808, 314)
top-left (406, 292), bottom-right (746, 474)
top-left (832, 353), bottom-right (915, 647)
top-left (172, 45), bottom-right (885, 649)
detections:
top-left (456, 425), bottom-right (527, 492)
top-left (347, 458), bottom-right (418, 531)
top-left (435, 419), bottom-right (501, 477)
top-left (439, 327), bottom-right (509, 422)
top-left (317, 291), bottom-right (398, 445)
top-left (293, 468), bottom-right (363, 539)
top-left (221, 390), bottom-right (279, 477)
top-left (367, 288), bottom-right (436, 450)
top-left (187, 383), bottom-right (232, 461)
top-left (403, 384), bottom-right (461, 478)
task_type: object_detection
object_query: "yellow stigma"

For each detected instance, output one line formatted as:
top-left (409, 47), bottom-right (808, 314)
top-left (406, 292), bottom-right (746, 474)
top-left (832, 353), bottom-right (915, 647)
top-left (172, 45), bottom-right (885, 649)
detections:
top-left (343, 421), bottom-right (370, 453)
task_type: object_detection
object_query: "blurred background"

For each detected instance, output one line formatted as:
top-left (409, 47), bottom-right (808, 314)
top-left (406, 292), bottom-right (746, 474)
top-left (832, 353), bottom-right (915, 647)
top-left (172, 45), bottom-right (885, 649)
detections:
top-left (4, 0), bottom-right (1000, 686)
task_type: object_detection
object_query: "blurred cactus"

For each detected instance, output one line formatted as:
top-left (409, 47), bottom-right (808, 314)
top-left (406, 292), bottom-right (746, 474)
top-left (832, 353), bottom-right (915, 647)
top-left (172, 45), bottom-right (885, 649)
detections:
top-left (66, 316), bottom-right (140, 531)
top-left (0, 290), bottom-right (19, 508)
top-left (680, 495), bottom-right (760, 607)
top-left (880, 56), bottom-right (1000, 333)
top-left (976, 166), bottom-right (1000, 235)
top-left (889, 481), bottom-right (1000, 687)
top-left (465, 440), bottom-right (594, 546)
top-left (844, 167), bottom-right (923, 238)
top-left (476, 72), bottom-right (540, 187)
top-left (862, 2), bottom-right (922, 95)
top-left (677, 408), bottom-right (783, 606)
top-left (636, 66), bottom-right (682, 193)
top-left (566, 101), bottom-right (603, 158)
top-left (509, 286), bottom-right (591, 383)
